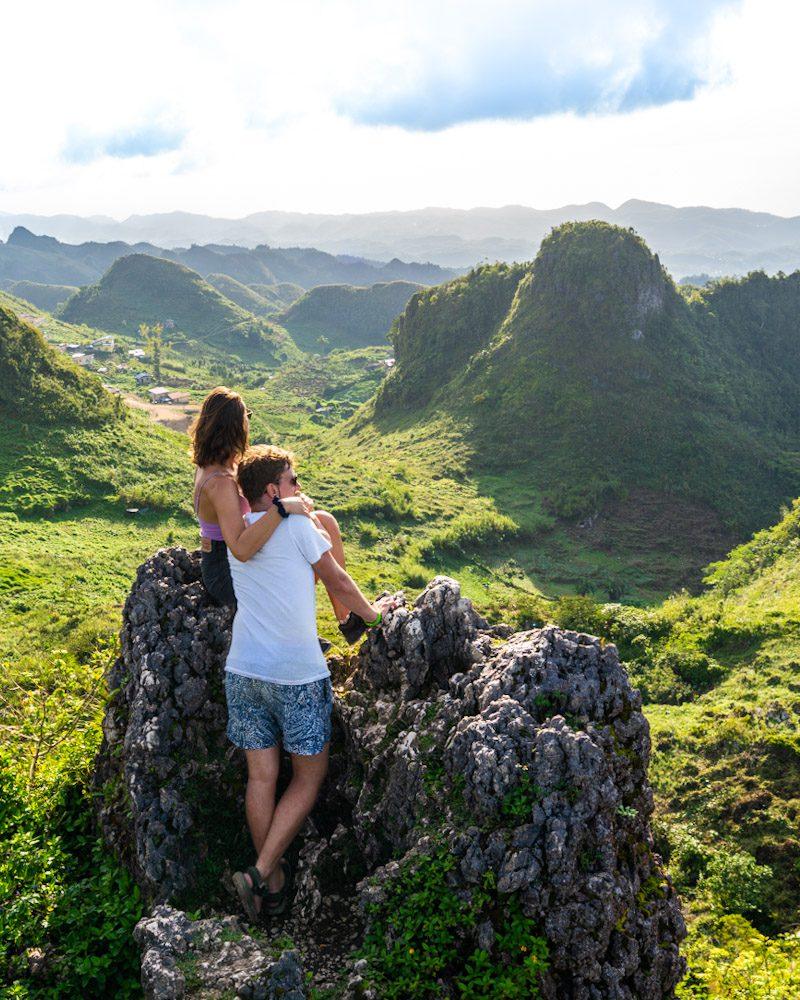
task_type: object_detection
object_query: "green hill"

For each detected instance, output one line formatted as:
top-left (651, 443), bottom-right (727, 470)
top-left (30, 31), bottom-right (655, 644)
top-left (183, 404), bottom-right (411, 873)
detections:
top-left (0, 304), bottom-right (116, 426)
top-left (59, 254), bottom-right (300, 363)
top-left (376, 222), bottom-right (800, 534)
top-left (205, 273), bottom-right (273, 315)
top-left (5, 280), bottom-right (78, 312)
top-left (277, 280), bottom-right (422, 352)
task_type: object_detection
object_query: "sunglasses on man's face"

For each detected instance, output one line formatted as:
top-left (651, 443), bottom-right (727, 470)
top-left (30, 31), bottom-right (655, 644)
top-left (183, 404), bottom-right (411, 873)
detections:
top-left (280, 469), bottom-right (299, 487)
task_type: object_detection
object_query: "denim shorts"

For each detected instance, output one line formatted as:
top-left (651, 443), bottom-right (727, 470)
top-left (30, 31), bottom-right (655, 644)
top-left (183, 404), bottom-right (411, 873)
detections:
top-left (225, 672), bottom-right (333, 755)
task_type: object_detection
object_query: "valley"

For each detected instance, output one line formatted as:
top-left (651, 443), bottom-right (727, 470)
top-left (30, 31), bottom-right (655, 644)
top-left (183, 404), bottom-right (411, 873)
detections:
top-left (1, 221), bottom-right (799, 997)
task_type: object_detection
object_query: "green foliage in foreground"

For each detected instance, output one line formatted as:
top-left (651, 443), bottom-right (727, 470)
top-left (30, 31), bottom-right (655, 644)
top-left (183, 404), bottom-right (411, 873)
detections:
top-left (0, 647), bottom-right (142, 998)
top-left (359, 847), bottom-right (548, 999)
top-left (677, 915), bottom-right (800, 999)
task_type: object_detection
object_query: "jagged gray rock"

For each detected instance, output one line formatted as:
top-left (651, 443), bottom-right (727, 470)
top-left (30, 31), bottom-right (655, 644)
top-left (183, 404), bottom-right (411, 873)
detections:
top-left (134, 905), bottom-right (306, 999)
top-left (99, 550), bottom-right (685, 998)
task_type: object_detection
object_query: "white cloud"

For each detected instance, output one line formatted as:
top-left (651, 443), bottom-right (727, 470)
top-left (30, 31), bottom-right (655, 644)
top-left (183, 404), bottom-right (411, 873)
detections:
top-left (0, 0), bottom-right (798, 218)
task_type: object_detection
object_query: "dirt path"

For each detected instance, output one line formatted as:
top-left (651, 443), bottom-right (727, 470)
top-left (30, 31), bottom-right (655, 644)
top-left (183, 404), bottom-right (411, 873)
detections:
top-left (124, 394), bottom-right (200, 434)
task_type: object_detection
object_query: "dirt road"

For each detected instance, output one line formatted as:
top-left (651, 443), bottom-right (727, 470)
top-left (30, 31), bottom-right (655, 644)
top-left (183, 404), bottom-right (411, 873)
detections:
top-left (124, 394), bottom-right (200, 434)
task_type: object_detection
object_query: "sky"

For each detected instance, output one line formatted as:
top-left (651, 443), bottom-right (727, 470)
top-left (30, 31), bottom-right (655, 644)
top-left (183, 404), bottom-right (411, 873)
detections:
top-left (1, 0), bottom-right (798, 219)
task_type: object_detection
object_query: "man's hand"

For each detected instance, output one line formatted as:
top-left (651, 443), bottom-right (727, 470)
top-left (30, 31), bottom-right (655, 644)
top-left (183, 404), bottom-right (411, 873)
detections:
top-left (373, 594), bottom-right (401, 616)
top-left (281, 496), bottom-right (311, 516)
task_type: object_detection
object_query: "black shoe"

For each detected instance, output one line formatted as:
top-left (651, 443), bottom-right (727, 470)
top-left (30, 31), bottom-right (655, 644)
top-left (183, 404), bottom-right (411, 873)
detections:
top-left (338, 612), bottom-right (367, 645)
top-left (319, 637), bottom-right (332, 654)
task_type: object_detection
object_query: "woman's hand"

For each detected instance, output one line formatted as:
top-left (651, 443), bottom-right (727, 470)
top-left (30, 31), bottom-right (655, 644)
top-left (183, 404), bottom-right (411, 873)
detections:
top-left (299, 491), bottom-right (315, 511)
top-left (282, 495), bottom-right (312, 516)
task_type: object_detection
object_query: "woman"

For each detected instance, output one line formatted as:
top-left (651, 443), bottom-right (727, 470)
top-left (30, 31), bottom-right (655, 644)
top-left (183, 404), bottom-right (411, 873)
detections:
top-left (190, 387), bottom-right (365, 642)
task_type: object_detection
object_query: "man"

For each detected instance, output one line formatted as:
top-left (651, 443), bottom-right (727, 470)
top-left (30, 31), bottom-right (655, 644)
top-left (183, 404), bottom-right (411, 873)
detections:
top-left (226, 444), bottom-right (391, 921)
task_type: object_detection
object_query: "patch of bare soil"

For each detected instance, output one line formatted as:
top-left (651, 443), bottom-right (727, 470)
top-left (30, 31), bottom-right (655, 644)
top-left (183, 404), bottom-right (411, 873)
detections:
top-left (124, 394), bottom-right (200, 434)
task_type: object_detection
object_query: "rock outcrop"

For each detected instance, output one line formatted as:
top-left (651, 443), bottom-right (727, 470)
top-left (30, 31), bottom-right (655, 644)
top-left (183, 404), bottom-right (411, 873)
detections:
top-left (97, 548), bottom-right (686, 998)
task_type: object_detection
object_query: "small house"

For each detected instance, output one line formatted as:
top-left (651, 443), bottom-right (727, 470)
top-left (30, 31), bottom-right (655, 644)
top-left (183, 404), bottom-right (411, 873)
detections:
top-left (128, 348), bottom-right (146, 359)
top-left (134, 371), bottom-right (151, 385)
top-left (167, 391), bottom-right (190, 405)
top-left (70, 353), bottom-right (95, 368)
top-left (148, 387), bottom-right (173, 404)
top-left (91, 335), bottom-right (115, 352)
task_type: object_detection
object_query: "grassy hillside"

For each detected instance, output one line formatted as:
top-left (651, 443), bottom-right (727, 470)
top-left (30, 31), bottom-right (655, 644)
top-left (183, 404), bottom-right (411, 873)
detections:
top-left (551, 499), bottom-right (800, 931)
top-left (374, 221), bottom-right (800, 545)
top-left (205, 273), bottom-right (274, 315)
top-left (59, 254), bottom-right (300, 363)
top-left (277, 280), bottom-right (422, 352)
top-left (0, 304), bottom-right (117, 426)
top-left (4, 280), bottom-right (78, 311)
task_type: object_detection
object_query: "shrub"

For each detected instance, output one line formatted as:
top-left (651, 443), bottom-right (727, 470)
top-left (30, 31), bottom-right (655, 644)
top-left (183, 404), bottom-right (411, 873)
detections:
top-left (658, 649), bottom-right (726, 694)
top-left (0, 765), bottom-right (142, 998)
top-left (703, 851), bottom-right (773, 915)
top-left (359, 846), bottom-right (548, 999)
top-left (677, 914), bottom-right (800, 999)
top-left (627, 658), bottom-right (694, 705)
top-left (551, 594), bottom-right (605, 636)
top-left (419, 509), bottom-right (519, 559)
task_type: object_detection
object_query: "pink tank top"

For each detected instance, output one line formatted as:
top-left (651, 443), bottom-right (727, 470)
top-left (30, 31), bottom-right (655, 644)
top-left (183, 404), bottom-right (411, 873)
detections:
top-left (194, 471), bottom-right (251, 541)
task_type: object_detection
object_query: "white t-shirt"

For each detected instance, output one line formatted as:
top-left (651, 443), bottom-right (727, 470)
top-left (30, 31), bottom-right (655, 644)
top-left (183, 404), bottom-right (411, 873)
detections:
top-left (225, 511), bottom-right (332, 684)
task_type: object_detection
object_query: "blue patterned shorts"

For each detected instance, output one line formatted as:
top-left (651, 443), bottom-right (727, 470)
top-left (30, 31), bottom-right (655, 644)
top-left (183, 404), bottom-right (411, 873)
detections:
top-left (224, 672), bottom-right (333, 755)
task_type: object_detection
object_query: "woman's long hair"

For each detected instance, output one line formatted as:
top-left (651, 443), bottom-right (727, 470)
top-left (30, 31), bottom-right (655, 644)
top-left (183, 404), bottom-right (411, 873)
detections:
top-left (189, 387), bottom-right (249, 467)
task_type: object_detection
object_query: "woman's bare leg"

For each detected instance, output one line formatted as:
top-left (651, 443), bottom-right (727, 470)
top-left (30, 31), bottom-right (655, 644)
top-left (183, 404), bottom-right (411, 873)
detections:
top-left (314, 510), bottom-right (349, 621)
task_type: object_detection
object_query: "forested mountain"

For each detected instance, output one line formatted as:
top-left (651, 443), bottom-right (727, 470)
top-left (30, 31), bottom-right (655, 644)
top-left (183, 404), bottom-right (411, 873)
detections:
top-left (0, 226), bottom-right (457, 290)
top-left (372, 221), bottom-right (800, 535)
top-left (276, 280), bottom-right (421, 351)
top-left (59, 254), bottom-right (299, 362)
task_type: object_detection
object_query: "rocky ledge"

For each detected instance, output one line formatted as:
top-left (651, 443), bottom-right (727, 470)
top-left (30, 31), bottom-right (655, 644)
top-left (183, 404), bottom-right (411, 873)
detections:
top-left (95, 547), bottom-right (686, 998)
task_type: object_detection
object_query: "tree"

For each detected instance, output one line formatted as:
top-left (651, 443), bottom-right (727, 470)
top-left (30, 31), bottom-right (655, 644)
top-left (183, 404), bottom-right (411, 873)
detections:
top-left (139, 322), bottom-right (163, 381)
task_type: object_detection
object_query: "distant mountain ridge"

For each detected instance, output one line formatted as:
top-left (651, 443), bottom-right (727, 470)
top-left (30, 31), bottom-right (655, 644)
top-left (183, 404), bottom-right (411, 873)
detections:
top-left (0, 226), bottom-right (458, 291)
top-left (2, 200), bottom-right (800, 275)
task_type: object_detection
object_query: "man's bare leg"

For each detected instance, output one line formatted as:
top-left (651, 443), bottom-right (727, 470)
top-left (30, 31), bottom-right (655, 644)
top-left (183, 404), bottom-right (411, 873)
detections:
top-left (244, 746), bottom-right (281, 853)
top-left (254, 743), bottom-right (330, 892)
top-left (314, 511), bottom-right (349, 622)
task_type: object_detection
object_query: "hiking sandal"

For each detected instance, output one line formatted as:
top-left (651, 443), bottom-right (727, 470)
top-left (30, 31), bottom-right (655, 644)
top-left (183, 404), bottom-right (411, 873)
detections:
top-left (263, 858), bottom-right (293, 918)
top-left (338, 612), bottom-right (367, 644)
top-left (232, 866), bottom-right (267, 923)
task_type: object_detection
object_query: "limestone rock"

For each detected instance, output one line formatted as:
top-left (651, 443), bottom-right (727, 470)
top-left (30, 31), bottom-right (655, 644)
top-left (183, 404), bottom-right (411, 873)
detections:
top-left (134, 905), bottom-right (306, 999)
top-left (98, 549), bottom-right (686, 997)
